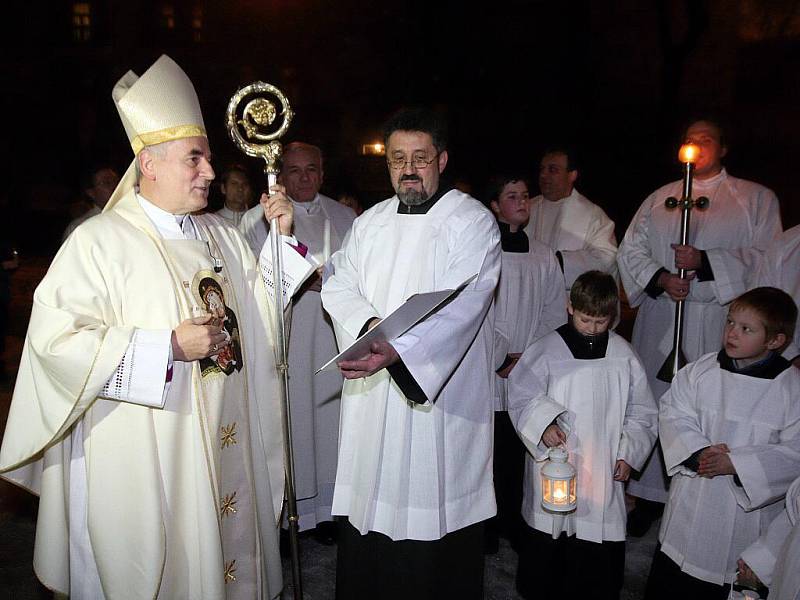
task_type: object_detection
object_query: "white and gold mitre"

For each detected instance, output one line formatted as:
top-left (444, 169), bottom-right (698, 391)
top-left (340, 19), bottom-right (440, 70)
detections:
top-left (114, 54), bottom-right (206, 154)
top-left (104, 55), bottom-right (207, 211)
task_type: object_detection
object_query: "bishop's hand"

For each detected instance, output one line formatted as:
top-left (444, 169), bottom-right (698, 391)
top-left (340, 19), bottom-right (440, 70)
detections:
top-left (172, 314), bottom-right (230, 361)
top-left (261, 183), bottom-right (293, 235)
top-left (338, 340), bottom-right (400, 379)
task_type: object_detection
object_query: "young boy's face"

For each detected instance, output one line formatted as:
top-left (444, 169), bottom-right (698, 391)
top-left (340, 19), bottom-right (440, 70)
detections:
top-left (568, 305), bottom-right (612, 336)
top-left (724, 307), bottom-right (784, 367)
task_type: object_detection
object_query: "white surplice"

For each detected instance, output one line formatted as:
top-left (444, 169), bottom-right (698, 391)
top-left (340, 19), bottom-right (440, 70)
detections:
top-left (279, 194), bottom-right (354, 530)
top-left (507, 330), bottom-right (657, 542)
top-left (216, 204), bottom-right (247, 227)
top-left (754, 224), bottom-right (800, 359)
top-left (0, 188), bottom-right (309, 599)
top-left (321, 189), bottom-right (501, 541)
top-left (494, 239), bottom-right (567, 410)
top-left (526, 188), bottom-right (618, 288)
top-left (658, 353), bottom-right (800, 585)
top-left (741, 476), bottom-right (800, 599)
top-left (618, 169), bottom-right (782, 502)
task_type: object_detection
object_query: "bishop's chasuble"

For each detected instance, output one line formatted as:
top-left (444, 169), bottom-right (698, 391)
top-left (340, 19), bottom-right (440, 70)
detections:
top-left (0, 188), bottom-right (293, 599)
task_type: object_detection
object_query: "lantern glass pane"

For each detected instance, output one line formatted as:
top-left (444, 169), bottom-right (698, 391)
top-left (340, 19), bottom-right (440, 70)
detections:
top-left (542, 477), bottom-right (552, 503)
top-left (569, 477), bottom-right (577, 503)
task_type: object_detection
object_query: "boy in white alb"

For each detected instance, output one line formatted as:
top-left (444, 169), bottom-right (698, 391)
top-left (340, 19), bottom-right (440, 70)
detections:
top-left (645, 287), bottom-right (800, 599)
top-left (508, 271), bottom-right (657, 599)
top-left (487, 173), bottom-right (567, 552)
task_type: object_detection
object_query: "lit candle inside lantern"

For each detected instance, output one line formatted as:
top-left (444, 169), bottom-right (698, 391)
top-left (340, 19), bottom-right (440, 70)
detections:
top-left (678, 142), bottom-right (700, 164)
top-left (553, 486), bottom-right (567, 502)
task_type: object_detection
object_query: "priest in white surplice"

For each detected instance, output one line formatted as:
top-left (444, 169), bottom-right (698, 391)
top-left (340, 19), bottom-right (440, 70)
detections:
top-left (618, 119), bottom-right (782, 531)
top-left (526, 147), bottom-right (618, 289)
top-left (216, 164), bottom-right (254, 226)
top-left (0, 55), bottom-right (314, 599)
top-left (241, 142), bottom-right (355, 536)
top-left (321, 108), bottom-right (500, 599)
top-left (754, 224), bottom-right (800, 365)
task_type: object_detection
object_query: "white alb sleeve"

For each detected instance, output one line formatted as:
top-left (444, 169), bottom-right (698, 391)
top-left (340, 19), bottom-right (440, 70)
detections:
top-left (258, 233), bottom-right (317, 304)
top-left (101, 329), bottom-right (172, 408)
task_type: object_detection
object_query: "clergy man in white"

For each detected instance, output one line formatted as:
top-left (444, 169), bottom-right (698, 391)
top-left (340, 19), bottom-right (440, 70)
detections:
top-left (754, 224), bottom-right (800, 365)
top-left (216, 164), bottom-right (254, 226)
top-left (321, 108), bottom-right (501, 599)
top-left (526, 147), bottom-right (618, 289)
top-left (618, 118), bottom-right (782, 532)
top-left (242, 142), bottom-right (356, 536)
top-left (0, 55), bottom-right (313, 599)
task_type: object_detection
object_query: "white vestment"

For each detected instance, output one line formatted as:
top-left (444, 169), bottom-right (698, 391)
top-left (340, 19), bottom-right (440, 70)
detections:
top-left (507, 330), bottom-right (657, 542)
top-left (0, 189), bottom-right (299, 599)
top-left (754, 224), bottom-right (800, 359)
top-left (618, 169), bottom-right (782, 502)
top-left (216, 205), bottom-right (247, 227)
top-left (493, 239), bottom-right (567, 410)
top-left (526, 188), bottom-right (618, 288)
top-left (269, 194), bottom-right (355, 530)
top-left (658, 353), bottom-right (800, 585)
top-left (741, 477), bottom-right (800, 599)
top-left (321, 189), bottom-right (501, 541)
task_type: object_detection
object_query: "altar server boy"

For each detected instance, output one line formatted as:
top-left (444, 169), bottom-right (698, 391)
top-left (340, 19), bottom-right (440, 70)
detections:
top-left (508, 270), bottom-right (657, 599)
top-left (645, 286), bottom-right (800, 599)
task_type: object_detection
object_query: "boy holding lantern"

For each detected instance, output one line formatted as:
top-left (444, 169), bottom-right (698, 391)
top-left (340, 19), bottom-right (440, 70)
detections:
top-left (508, 270), bottom-right (658, 599)
top-left (645, 286), bottom-right (800, 599)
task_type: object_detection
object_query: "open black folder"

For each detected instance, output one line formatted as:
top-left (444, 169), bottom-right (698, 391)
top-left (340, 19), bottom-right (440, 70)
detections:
top-left (316, 273), bottom-right (478, 373)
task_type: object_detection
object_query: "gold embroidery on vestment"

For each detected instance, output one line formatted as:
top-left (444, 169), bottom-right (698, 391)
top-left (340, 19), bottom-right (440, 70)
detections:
top-left (224, 560), bottom-right (237, 583)
top-left (221, 423), bottom-right (238, 448)
top-left (221, 491), bottom-right (238, 517)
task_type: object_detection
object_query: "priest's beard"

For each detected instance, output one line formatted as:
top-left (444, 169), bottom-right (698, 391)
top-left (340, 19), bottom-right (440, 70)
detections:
top-left (397, 175), bottom-right (430, 206)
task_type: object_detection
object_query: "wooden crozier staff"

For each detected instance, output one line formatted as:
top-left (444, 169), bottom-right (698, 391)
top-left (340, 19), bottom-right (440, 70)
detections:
top-left (226, 83), bottom-right (303, 599)
top-left (656, 142), bottom-right (709, 383)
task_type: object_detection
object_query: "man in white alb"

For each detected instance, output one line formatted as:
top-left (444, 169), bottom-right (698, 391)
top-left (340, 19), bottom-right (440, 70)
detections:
top-left (618, 118), bottom-right (782, 534)
top-left (526, 147), bottom-right (618, 289)
top-left (0, 55), bottom-right (314, 599)
top-left (241, 142), bottom-right (356, 539)
top-left (63, 164), bottom-right (120, 240)
top-left (216, 164), bottom-right (254, 226)
top-left (321, 108), bottom-right (500, 599)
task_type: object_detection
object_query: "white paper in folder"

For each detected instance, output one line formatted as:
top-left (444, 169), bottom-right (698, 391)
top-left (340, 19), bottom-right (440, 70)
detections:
top-left (316, 273), bottom-right (478, 373)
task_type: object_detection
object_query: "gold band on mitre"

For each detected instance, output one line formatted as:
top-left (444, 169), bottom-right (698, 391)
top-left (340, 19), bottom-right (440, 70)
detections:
top-left (131, 124), bottom-right (207, 155)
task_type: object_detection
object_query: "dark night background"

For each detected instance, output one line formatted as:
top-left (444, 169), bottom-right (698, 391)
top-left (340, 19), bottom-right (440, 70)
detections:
top-left (2, 0), bottom-right (800, 256)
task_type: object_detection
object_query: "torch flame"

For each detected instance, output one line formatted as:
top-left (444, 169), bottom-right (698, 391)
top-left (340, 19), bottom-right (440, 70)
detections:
top-left (679, 143), bottom-right (700, 164)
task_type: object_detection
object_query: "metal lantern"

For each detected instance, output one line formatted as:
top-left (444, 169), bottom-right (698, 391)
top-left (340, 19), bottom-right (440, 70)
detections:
top-left (541, 447), bottom-right (577, 513)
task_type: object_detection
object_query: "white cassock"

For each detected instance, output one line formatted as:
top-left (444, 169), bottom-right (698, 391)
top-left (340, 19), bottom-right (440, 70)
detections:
top-left (268, 194), bottom-right (355, 530)
top-left (618, 169), bottom-right (782, 502)
top-left (525, 188), bottom-right (618, 289)
top-left (507, 330), bottom-right (657, 542)
top-left (494, 239), bottom-right (567, 410)
top-left (0, 189), bottom-right (312, 599)
top-left (741, 476), bottom-right (800, 600)
top-left (658, 353), bottom-right (800, 585)
top-left (754, 224), bottom-right (800, 359)
top-left (321, 189), bottom-right (501, 540)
